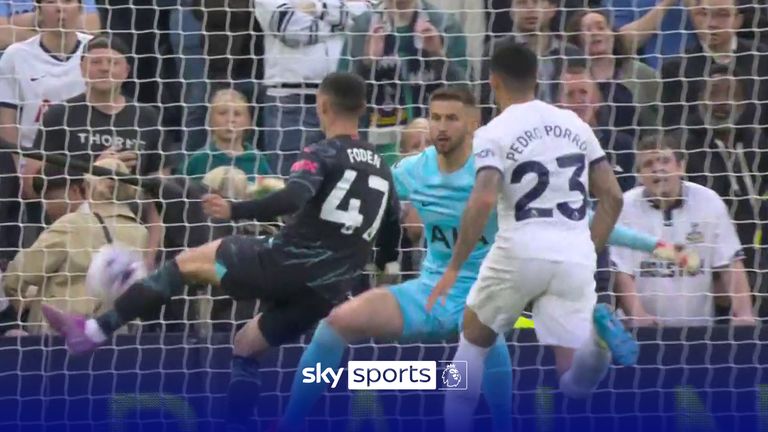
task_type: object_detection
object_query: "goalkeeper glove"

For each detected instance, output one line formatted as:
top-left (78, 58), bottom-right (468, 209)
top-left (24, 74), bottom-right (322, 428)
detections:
top-left (652, 241), bottom-right (702, 275)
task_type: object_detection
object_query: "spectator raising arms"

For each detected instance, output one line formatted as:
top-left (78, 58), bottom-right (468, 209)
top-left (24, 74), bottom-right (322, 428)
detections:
top-left (182, 88), bottom-right (271, 182)
top-left (606, 0), bottom-right (697, 69)
top-left (339, 0), bottom-right (468, 165)
top-left (254, 0), bottom-right (372, 176)
top-left (2, 159), bottom-right (147, 335)
top-left (565, 9), bottom-right (661, 136)
top-left (0, 0), bottom-right (100, 51)
top-left (612, 134), bottom-right (755, 327)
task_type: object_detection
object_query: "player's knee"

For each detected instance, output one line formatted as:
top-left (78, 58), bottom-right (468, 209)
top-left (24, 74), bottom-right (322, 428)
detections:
top-left (324, 307), bottom-right (356, 342)
top-left (233, 318), bottom-right (269, 358)
top-left (175, 240), bottom-right (221, 282)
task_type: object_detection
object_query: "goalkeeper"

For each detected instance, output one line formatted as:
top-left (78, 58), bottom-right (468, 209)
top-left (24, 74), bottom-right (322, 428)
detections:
top-left (278, 87), bottom-right (699, 431)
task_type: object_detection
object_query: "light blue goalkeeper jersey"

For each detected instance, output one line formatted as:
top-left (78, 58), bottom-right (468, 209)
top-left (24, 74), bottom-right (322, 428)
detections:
top-left (393, 147), bottom-right (497, 292)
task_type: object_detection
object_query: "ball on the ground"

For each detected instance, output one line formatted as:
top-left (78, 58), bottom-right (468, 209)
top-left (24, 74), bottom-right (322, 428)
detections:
top-left (86, 245), bottom-right (147, 305)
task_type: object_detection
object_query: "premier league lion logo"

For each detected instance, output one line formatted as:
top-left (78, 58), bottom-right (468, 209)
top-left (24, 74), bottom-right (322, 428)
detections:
top-left (442, 363), bottom-right (462, 388)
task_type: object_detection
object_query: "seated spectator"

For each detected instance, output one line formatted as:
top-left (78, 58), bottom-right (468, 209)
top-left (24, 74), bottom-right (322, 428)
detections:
top-left (607, 0), bottom-right (697, 69)
top-left (0, 0), bottom-right (101, 51)
top-left (558, 64), bottom-right (635, 191)
top-left (612, 134), bottom-right (755, 327)
top-left (181, 88), bottom-right (271, 181)
top-left (484, 0), bottom-right (573, 106)
top-left (339, 0), bottom-right (468, 166)
top-left (2, 159), bottom-right (147, 334)
top-left (565, 9), bottom-right (660, 135)
top-left (661, 0), bottom-right (768, 129)
top-left (31, 35), bottom-right (175, 268)
top-left (682, 64), bottom-right (768, 309)
top-left (399, 117), bottom-right (429, 156)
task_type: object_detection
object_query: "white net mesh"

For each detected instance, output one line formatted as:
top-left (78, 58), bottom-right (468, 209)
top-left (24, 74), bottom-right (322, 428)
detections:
top-left (0, 0), bottom-right (768, 430)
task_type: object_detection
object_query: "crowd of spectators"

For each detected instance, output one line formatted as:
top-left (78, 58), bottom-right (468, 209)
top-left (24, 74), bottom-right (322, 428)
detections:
top-left (0, 0), bottom-right (767, 335)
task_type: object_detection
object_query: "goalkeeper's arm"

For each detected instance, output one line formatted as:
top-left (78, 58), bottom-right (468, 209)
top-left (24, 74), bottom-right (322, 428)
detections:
top-left (593, 213), bottom-right (700, 272)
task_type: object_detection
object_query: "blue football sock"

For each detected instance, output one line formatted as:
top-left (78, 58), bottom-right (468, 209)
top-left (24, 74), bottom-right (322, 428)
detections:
top-left (483, 335), bottom-right (512, 432)
top-left (227, 356), bottom-right (262, 424)
top-left (281, 320), bottom-right (347, 430)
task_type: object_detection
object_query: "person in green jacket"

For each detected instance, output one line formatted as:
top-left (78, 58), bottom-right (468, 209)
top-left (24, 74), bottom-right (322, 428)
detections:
top-left (338, 0), bottom-right (468, 166)
top-left (182, 88), bottom-right (271, 181)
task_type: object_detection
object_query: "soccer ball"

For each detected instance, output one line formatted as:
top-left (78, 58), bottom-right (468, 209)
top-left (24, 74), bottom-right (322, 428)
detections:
top-left (86, 245), bottom-right (147, 305)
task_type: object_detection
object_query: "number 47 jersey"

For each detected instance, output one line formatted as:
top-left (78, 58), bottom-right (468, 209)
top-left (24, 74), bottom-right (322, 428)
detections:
top-left (276, 135), bottom-right (401, 286)
top-left (474, 100), bottom-right (607, 267)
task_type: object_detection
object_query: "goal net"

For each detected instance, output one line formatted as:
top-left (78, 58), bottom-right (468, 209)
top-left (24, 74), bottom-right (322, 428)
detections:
top-left (0, 0), bottom-right (767, 431)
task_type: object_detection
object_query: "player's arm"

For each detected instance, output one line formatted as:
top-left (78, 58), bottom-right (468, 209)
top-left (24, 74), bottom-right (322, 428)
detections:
top-left (216, 146), bottom-right (326, 221)
top-left (448, 167), bottom-right (500, 272)
top-left (589, 159), bottom-right (623, 251)
top-left (596, 214), bottom-right (701, 271)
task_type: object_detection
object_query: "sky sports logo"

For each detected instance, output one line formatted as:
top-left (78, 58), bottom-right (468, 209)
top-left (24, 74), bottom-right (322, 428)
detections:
top-left (302, 361), bottom-right (468, 391)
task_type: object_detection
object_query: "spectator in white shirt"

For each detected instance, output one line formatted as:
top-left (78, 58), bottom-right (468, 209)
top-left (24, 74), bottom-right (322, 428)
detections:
top-left (253, 0), bottom-right (371, 176)
top-left (612, 133), bottom-right (756, 327)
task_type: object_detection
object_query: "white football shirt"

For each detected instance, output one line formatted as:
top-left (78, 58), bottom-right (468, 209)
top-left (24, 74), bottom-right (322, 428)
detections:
top-left (473, 99), bottom-right (606, 266)
top-left (0, 33), bottom-right (92, 148)
top-left (611, 182), bottom-right (743, 326)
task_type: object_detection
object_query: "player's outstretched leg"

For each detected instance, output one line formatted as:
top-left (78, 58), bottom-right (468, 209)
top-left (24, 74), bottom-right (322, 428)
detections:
top-left (483, 335), bottom-right (512, 432)
top-left (278, 287), bottom-right (406, 432)
top-left (445, 307), bottom-right (498, 432)
top-left (42, 240), bottom-right (223, 354)
top-left (558, 304), bottom-right (638, 399)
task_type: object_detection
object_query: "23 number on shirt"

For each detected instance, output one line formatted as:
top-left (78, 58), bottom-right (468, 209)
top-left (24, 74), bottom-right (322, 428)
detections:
top-left (511, 153), bottom-right (587, 222)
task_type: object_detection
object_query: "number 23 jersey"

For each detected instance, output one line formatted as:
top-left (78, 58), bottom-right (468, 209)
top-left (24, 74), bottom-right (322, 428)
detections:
top-left (474, 100), bottom-right (607, 266)
top-left (277, 136), bottom-right (401, 277)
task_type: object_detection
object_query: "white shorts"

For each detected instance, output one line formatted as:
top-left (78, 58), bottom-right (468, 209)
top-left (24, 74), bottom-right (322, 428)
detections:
top-left (466, 249), bottom-right (597, 349)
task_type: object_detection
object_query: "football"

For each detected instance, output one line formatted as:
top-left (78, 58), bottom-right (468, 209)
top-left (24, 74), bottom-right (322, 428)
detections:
top-left (86, 245), bottom-right (147, 305)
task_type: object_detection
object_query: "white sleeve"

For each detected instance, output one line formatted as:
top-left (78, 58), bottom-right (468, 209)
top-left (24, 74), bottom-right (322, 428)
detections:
top-left (254, 0), bottom-right (361, 48)
top-left (473, 129), bottom-right (504, 174)
top-left (0, 50), bottom-right (19, 108)
top-left (585, 127), bottom-right (607, 165)
top-left (712, 198), bottom-right (744, 267)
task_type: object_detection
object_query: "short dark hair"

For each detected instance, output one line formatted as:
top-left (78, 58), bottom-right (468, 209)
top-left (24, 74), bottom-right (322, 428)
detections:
top-left (83, 35), bottom-right (131, 58)
top-left (429, 86), bottom-right (477, 107)
top-left (489, 40), bottom-right (538, 91)
top-left (636, 133), bottom-right (686, 163)
top-left (319, 72), bottom-right (367, 116)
